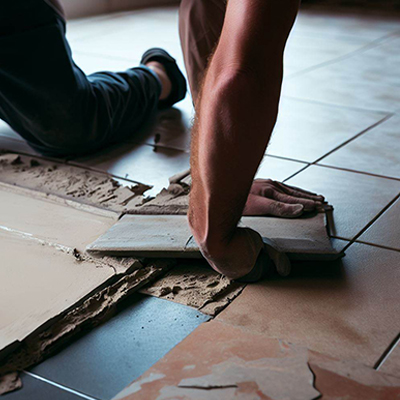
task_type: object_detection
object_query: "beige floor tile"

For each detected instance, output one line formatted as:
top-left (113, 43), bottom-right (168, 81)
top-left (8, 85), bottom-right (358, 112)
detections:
top-left (267, 98), bottom-right (387, 162)
top-left (72, 52), bottom-right (139, 76)
top-left (286, 165), bottom-right (400, 239)
top-left (0, 230), bottom-right (114, 356)
top-left (379, 341), bottom-right (400, 378)
top-left (293, 9), bottom-right (400, 41)
top-left (72, 143), bottom-right (190, 196)
top-left (320, 115), bottom-right (400, 179)
top-left (215, 243), bottom-right (400, 366)
top-left (284, 29), bottom-right (367, 76)
top-left (283, 34), bottom-right (400, 112)
top-left (256, 155), bottom-right (307, 182)
top-left (0, 187), bottom-right (116, 252)
top-left (357, 197), bottom-right (400, 251)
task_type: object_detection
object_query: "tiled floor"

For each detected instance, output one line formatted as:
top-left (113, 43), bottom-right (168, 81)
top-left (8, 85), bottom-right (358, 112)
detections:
top-left (1, 2), bottom-right (400, 399)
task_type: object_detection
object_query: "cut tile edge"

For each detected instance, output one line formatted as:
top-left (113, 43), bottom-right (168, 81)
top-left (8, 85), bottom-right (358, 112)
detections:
top-left (0, 259), bottom-right (175, 395)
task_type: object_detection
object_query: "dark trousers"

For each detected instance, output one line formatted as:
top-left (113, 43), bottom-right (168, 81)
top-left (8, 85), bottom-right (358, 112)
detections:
top-left (0, 0), bottom-right (161, 156)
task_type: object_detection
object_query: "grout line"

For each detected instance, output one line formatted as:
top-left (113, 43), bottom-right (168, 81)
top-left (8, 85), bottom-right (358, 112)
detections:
top-left (265, 153), bottom-right (309, 165)
top-left (285, 30), bottom-right (400, 80)
top-left (343, 193), bottom-right (400, 245)
top-left (283, 164), bottom-right (311, 183)
top-left (374, 333), bottom-right (400, 370)
top-left (353, 240), bottom-right (400, 253)
top-left (312, 163), bottom-right (400, 182)
top-left (281, 95), bottom-right (394, 115)
top-left (23, 371), bottom-right (100, 400)
top-left (311, 114), bottom-right (395, 165)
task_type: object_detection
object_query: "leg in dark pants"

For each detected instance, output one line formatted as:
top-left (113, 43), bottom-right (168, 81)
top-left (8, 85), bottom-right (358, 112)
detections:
top-left (0, 0), bottom-right (161, 157)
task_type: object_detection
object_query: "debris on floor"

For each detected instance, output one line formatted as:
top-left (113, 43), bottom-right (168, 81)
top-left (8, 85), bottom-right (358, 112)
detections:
top-left (140, 261), bottom-right (245, 316)
top-left (0, 153), bottom-right (151, 213)
top-left (113, 320), bottom-right (400, 400)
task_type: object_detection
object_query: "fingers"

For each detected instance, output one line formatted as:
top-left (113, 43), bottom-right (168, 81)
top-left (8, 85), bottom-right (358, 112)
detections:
top-left (271, 190), bottom-right (321, 212)
top-left (273, 181), bottom-right (325, 202)
top-left (244, 194), bottom-right (304, 218)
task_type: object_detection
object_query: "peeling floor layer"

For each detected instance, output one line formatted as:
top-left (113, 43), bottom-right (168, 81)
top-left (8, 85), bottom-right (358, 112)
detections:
top-left (114, 321), bottom-right (400, 400)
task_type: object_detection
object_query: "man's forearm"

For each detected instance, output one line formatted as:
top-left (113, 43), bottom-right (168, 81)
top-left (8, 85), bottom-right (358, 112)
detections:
top-left (189, 0), bottom-right (299, 278)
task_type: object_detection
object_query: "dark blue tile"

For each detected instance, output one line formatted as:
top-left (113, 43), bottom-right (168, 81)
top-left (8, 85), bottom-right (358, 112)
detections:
top-left (30, 294), bottom-right (209, 400)
top-left (3, 373), bottom-right (86, 400)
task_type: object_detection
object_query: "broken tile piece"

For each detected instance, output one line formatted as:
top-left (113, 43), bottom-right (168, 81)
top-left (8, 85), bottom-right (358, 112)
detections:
top-left (309, 352), bottom-right (400, 399)
top-left (113, 320), bottom-right (320, 400)
top-left (0, 372), bottom-right (22, 396)
top-left (140, 261), bottom-right (245, 316)
top-left (87, 213), bottom-right (342, 261)
top-left (175, 356), bottom-right (319, 400)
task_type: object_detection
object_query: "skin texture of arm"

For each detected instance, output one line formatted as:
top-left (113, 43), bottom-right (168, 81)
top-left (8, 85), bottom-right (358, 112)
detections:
top-left (189, 0), bottom-right (301, 279)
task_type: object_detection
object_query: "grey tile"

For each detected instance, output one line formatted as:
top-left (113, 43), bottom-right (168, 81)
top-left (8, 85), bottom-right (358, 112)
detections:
top-left (320, 115), bottom-right (400, 179)
top-left (267, 98), bottom-right (387, 162)
top-left (357, 197), bottom-right (400, 251)
top-left (71, 143), bottom-right (190, 196)
top-left (293, 9), bottom-right (400, 41)
top-left (286, 165), bottom-right (400, 240)
top-left (126, 98), bottom-right (193, 153)
top-left (284, 29), bottom-right (368, 76)
top-left (3, 373), bottom-right (85, 400)
top-left (256, 155), bottom-right (307, 181)
top-left (30, 294), bottom-right (209, 400)
top-left (283, 35), bottom-right (400, 112)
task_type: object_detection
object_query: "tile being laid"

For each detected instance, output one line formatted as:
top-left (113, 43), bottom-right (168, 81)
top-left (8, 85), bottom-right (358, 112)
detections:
top-left (87, 213), bottom-right (342, 261)
top-left (282, 35), bottom-right (400, 112)
top-left (266, 97), bottom-right (387, 163)
top-left (216, 243), bottom-right (400, 366)
top-left (357, 197), bottom-right (400, 251)
top-left (71, 143), bottom-right (190, 197)
top-left (319, 115), bottom-right (400, 179)
top-left (286, 165), bottom-right (400, 240)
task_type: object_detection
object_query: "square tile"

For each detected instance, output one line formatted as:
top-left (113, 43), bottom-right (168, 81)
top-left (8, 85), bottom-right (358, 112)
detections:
top-left (293, 9), bottom-right (400, 41)
top-left (71, 143), bottom-right (190, 196)
top-left (126, 98), bottom-right (194, 153)
top-left (286, 165), bottom-right (400, 239)
top-left (284, 29), bottom-right (367, 76)
top-left (283, 35), bottom-right (400, 112)
top-left (30, 294), bottom-right (209, 400)
top-left (320, 115), bottom-right (400, 179)
top-left (3, 373), bottom-right (85, 400)
top-left (357, 197), bottom-right (400, 251)
top-left (267, 98), bottom-right (387, 162)
top-left (255, 155), bottom-right (307, 181)
top-left (216, 243), bottom-right (400, 366)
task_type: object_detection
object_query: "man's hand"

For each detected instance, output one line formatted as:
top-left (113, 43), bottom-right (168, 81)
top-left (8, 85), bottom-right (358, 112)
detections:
top-left (244, 179), bottom-right (325, 217)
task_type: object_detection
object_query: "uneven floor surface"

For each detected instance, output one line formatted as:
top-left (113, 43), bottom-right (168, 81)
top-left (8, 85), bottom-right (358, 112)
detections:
top-left (1, 1), bottom-right (400, 399)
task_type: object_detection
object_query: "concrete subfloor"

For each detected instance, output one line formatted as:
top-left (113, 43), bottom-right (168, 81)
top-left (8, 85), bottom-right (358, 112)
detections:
top-left (1, 1), bottom-right (400, 399)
